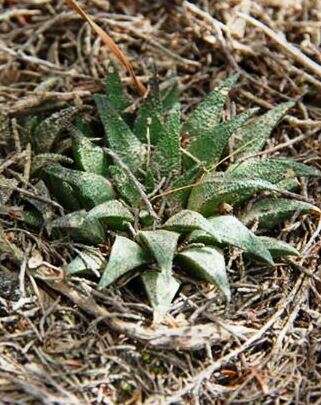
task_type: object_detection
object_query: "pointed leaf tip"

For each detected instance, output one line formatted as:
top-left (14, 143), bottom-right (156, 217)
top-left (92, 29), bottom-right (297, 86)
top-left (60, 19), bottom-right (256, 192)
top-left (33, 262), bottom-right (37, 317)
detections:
top-left (137, 230), bottom-right (179, 274)
top-left (177, 246), bottom-right (230, 301)
top-left (99, 236), bottom-right (149, 289)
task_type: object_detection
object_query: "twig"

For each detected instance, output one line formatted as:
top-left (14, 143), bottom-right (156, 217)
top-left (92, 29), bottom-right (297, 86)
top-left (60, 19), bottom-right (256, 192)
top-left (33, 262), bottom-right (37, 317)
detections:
top-left (237, 12), bottom-right (321, 80)
top-left (165, 273), bottom-right (305, 402)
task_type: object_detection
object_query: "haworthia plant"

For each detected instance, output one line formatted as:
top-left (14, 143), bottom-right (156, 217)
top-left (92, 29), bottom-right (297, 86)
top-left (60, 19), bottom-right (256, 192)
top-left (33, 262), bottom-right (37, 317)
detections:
top-left (25, 68), bottom-right (319, 320)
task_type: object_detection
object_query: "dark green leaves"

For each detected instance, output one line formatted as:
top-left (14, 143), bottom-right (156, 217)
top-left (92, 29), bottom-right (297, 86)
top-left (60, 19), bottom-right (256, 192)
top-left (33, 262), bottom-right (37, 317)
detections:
top-left (186, 108), bottom-right (258, 169)
top-left (45, 165), bottom-right (114, 209)
top-left (228, 157), bottom-right (321, 184)
top-left (184, 75), bottom-right (239, 139)
top-left (235, 101), bottom-right (294, 158)
top-left (72, 129), bottom-right (108, 176)
top-left (95, 94), bottom-right (145, 171)
top-left (105, 65), bottom-right (131, 112)
top-left (153, 103), bottom-right (181, 176)
top-left (188, 172), bottom-right (278, 216)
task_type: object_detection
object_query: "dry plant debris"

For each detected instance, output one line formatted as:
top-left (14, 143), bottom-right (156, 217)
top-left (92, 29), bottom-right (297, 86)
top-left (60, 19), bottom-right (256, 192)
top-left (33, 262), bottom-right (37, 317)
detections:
top-left (0, 0), bottom-right (321, 403)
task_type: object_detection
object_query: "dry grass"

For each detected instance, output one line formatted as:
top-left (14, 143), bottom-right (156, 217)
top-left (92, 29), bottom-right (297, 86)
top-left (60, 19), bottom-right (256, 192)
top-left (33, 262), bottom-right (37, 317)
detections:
top-left (1, 0), bottom-right (321, 403)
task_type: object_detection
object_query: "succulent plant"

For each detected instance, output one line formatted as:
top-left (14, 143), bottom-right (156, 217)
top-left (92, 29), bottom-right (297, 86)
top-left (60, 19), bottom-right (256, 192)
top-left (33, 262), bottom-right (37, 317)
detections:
top-left (26, 68), bottom-right (320, 321)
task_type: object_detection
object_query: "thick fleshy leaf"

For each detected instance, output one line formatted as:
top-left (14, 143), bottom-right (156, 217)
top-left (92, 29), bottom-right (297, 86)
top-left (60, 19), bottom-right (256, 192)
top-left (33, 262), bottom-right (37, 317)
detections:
top-left (66, 251), bottom-right (105, 275)
top-left (183, 75), bottom-right (239, 139)
top-left (137, 230), bottom-right (179, 273)
top-left (109, 165), bottom-right (141, 207)
top-left (188, 215), bottom-right (273, 264)
top-left (188, 172), bottom-right (278, 216)
top-left (46, 175), bottom-right (81, 212)
top-left (105, 65), bottom-right (131, 112)
top-left (22, 210), bottom-right (44, 228)
top-left (228, 157), bottom-right (321, 184)
top-left (33, 107), bottom-right (79, 153)
top-left (153, 103), bottom-right (181, 176)
top-left (45, 165), bottom-right (114, 209)
top-left (133, 87), bottom-right (163, 143)
top-left (186, 108), bottom-right (258, 169)
top-left (50, 210), bottom-right (105, 245)
top-left (177, 246), bottom-right (230, 301)
top-left (31, 153), bottom-right (73, 175)
top-left (235, 101), bottom-right (294, 158)
top-left (161, 84), bottom-right (180, 111)
top-left (167, 165), bottom-right (200, 209)
top-left (87, 200), bottom-right (134, 230)
top-left (72, 130), bottom-right (108, 175)
top-left (241, 198), bottom-right (318, 228)
top-left (141, 269), bottom-right (180, 322)
top-left (163, 210), bottom-right (223, 243)
top-left (95, 94), bottom-right (145, 171)
top-left (99, 236), bottom-right (149, 288)
top-left (276, 177), bottom-right (299, 191)
top-left (259, 236), bottom-right (300, 258)
top-left (24, 180), bottom-right (54, 224)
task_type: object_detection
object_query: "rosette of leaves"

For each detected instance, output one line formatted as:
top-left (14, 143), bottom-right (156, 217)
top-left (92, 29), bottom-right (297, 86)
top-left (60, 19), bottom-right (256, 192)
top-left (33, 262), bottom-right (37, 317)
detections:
top-left (28, 69), bottom-right (320, 320)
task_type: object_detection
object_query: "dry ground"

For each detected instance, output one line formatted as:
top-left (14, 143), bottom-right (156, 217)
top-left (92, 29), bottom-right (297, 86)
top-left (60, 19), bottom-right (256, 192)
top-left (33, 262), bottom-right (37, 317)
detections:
top-left (0, 0), bottom-right (321, 403)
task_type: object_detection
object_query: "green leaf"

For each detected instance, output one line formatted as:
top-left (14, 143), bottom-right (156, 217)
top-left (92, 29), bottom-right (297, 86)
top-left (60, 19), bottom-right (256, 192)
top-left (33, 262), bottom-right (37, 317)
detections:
top-left (188, 172), bottom-right (278, 216)
top-left (167, 165), bottom-right (200, 209)
top-left (228, 157), bottom-right (321, 184)
top-left (66, 251), bottom-right (105, 275)
top-left (259, 236), bottom-right (300, 258)
top-left (137, 230), bottom-right (179, 273)
top-left (241, 197), bottom-right (319, 229)
top-left (188, 215), bottom-right (273, 264)
top-left (183, 74), bottom-right (239, 139)
top-left (50, 210), bottom-right (105, 245)
top-left (153, 103), bottom-right (181, 176)
top-left (164, 210), bottom-right (223, 243)
top-left (186, 108), bottom-right (258, 169)
top-left (21, 210), bottom-right (44, 228)
top-left (24, 180), bottom-right (54, 224)
top-left (109, 165), bottom-right (141, 207)
top-left (31, 153), bottom-right (73, 175)
top-left (87, 200), bottom-right (134, 230)
top-left (99, 236), bottom-right (149, 288)
top-left (161, 84), bottom-right (180, 111)
top-left (33, 107), bottom-right (79, 153)
top-left (141, 270), bottom-right (180, 322)
top-left (235, 101), bottom-right (294, 158)
top-left (177, 246), bottom-right (230, 301)
top-left (95, 94), bottom-right (145, 171)
top-left (105, 64), bottom-right (131, 112)
top-left (45, 165), bottom-right (114, 209)
top-left (72, 129), bottom-right (108, 176)
top-left (133, 87), bottom-right (163, 143)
